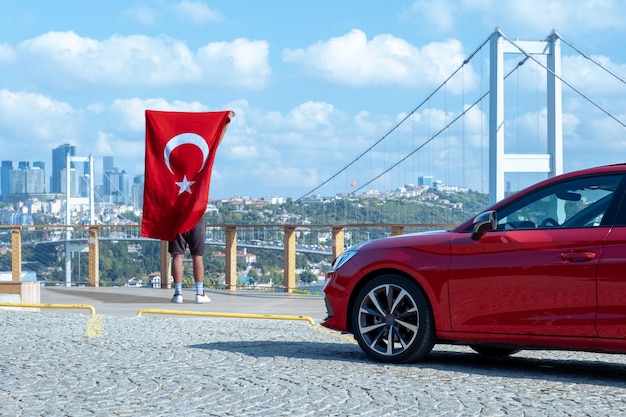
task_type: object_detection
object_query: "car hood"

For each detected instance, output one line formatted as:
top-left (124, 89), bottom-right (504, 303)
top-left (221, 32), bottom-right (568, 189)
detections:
top-left (350, 230), bottom-right (456, 254)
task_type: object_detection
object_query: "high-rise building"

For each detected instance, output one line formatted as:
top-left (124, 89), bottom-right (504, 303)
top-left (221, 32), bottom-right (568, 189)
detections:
top-left (418, 176), bottom-right (434, 187)
top-left (103, 170), bottom-right (118, 197)
top-left (1, 161), bottom-right (12, 201)
top-left (118, 170), bottom-right (129, 203)
top-left (9, 162), bottom-right (29, 194)
top-left (60, 167), bottom-right (79, 196)
top-left (103, 156), bottom-right (114, 173)
top-left (132, 175), bottom-right (144, 209)
top-left (33, 161), bottom-right (45, 192)
top-left (51, 144), bottom-right (76, 193)
top-left (80, 160), bottom-right (92, 197)
top-left (3, 161), bottom-right (45, 196)
top-left (102, 156), bottom-right (119, 200)
top-left (25, 167), bottom-right (44, 193)
top-left (9, 169), bottom-right (25, 194)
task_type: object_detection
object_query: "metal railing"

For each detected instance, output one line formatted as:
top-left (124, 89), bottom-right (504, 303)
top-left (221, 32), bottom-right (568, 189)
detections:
top-left (1, 223), bottom-right (456, 292)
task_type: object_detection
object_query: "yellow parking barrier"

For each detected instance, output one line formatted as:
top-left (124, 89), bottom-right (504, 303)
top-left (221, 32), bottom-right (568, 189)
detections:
top-left (136, 308), bottom-right (315, 325)
top-left (0, 302), bottom-right (101, 338)
top-left (0, 302), bottom-right (96, 315)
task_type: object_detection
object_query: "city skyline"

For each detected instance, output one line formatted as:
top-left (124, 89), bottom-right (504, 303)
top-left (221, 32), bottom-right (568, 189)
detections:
top-left (1, 144), bottom-right (138, 206)
top-left (0, 144), bottom-right (453, 204)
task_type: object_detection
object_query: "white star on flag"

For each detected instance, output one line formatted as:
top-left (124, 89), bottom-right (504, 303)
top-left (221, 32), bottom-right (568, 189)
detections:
top-left (175, 175), bottom-right (195, 195)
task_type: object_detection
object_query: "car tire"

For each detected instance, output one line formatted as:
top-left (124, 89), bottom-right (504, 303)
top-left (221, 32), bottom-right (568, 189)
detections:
top-left (469, 344), bottom-right (521, 357)
top-left (351, 274), bottom-right (435, 363)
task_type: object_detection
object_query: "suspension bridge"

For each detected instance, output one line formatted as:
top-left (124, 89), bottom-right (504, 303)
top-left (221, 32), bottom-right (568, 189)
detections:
top-left (297, 28), bottom-right (626, 208)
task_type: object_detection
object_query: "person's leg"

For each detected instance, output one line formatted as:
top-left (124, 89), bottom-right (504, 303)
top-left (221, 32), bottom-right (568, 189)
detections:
top-left (172, 254), bottom-right (184, 284)
top-left (187, 218), bottom-right (210, 303)
top-left (193, 254), bottom-right (210, 303)
top-left (169, 236), bottom-right (186, 303)
top-left (169, 254), bottom-right (185, 303)
top-left (192, 254), bottom-right (205, 295)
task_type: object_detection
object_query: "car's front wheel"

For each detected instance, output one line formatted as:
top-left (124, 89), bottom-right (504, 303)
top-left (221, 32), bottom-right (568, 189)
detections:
top-left (351, 274), bottom-right (435, 363)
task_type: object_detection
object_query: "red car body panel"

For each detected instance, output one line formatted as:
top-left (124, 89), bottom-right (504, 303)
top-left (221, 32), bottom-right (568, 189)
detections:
top-left (322, 164), bottom-right (626, 355)
top-left (448, 227), bottom-right (607, 337)
top-left (322, 231), bottom-right (454, 333)
top-left (597, 226), bottom-right (626, 338)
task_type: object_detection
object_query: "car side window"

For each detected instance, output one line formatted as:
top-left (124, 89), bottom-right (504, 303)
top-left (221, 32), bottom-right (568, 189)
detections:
top-left (496, 174), bottom-right (622, 230)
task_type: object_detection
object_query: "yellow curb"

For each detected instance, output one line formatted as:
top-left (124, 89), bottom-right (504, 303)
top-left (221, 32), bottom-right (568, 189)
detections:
top-left (0, 302), bottom-right (101, 337)
top-left (0, 302), bottom-right (96, 315)
top-left (136, 308), bottom-right (315, 325)
top-left (86, 315), bottom-right (103, 338)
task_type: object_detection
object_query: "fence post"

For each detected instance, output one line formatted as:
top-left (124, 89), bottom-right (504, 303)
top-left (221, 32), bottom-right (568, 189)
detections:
top-left (390, 225), bottom-right (405, 236)
top-left (332, 226), bottom-right (345, 260)
top-left (225, 226), bottom-right (237, 290)
top-left (88, 226), bottom-right (99, 287)
top-left (283, 226), bottom-right (296, 293)
top-left (160, 241), bottom-right (171, 289)
top-left (11, 227), bottom-right (21, 281)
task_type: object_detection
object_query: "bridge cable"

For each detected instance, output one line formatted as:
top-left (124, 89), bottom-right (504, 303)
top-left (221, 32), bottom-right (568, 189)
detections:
top-left (347, 56), bottom-right (530, 195)
top-left (294, 34), bottom-right (492, 203)
top-left (497, 29), bottom-right (626, 130)
top-left (556, 32), bottom-right (626, 86)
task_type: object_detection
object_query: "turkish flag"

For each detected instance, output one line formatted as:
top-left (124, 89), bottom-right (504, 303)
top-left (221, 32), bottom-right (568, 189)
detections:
top-left (141, 110), bottom-right (233, 241)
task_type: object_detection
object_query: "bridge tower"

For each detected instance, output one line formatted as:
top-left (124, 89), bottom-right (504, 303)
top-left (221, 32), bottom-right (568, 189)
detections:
top-left (489, 30), bottom-right (563, 204)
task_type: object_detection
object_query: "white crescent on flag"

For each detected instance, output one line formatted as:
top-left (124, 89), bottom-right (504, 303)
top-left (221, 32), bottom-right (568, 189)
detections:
top-left (163, 133), bottom-right (210, 175)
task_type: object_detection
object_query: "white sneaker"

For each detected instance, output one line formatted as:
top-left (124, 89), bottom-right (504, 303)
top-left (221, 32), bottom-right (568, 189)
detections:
top-left (171, 294), bottom-right (183, 304)
top-left (195, 293), bottom-right (211, 304)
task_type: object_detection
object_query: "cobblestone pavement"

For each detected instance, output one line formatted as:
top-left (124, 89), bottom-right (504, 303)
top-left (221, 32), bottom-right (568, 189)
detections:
top-left (2, 311), bottom-right (626, 416)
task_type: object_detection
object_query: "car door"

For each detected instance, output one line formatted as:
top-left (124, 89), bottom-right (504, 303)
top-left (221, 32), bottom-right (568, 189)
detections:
top-left (596, 184), bottom-right (626, 338)
top-left (448, 174), bottom-right (622, 337)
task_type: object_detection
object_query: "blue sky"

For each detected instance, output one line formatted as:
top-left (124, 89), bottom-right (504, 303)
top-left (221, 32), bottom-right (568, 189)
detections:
top-left (1, 0), bottom-right (626, 199)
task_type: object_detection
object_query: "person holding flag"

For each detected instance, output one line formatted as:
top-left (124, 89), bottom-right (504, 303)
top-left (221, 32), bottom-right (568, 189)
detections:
top-left (141, 109), bottom-right (234, 303)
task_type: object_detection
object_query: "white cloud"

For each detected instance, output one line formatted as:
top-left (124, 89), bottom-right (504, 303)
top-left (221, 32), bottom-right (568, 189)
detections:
top-left (0, 90), bottom-right (81, 164)
top-left (122, 6), bottom-right (159, 25)
top-left (15, 31), bottom-right (270, 89)
top-left (173, 1), bottom-right (222, 25)
top-left (93, 130), bottom-right (146, 179)
top-left (229, 144), bottom-right (260, 160)
top-left (562, 54), bottom-right (626, 96)
top-left (87, 102), bottom-right (106, 114)
top-left (109, 98), bottom-right (209, 131)
top-left (197, 38), bottom-right (271, 89)
top-left (0, 43), bottom-right (16, 63)
top-left (285, 101), bottom-right (335, 130)
top-left (94, 131), bottom-right (114, 155)
top-left (0, 89), bottom-right (79, 141)
top-left (282, 29), bottom-right (476, 93)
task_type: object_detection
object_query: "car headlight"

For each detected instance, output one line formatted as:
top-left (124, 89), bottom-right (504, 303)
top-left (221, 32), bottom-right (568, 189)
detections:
top-left (327, 250), bottom-right (357, 274)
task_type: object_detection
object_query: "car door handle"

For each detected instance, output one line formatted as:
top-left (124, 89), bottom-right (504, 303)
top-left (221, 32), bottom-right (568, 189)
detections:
top-left (561, 251), bottom-right (597, 262)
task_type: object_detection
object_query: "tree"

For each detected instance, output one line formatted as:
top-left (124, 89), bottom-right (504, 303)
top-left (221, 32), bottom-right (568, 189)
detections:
top-left (299, 268), bottom-right (317, 284)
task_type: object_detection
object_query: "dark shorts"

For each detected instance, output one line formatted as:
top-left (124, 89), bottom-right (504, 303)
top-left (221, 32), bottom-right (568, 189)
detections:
top-left (168, 217), bottom-right (206, 256)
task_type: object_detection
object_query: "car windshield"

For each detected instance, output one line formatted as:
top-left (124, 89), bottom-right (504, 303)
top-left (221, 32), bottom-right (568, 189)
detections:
top-left (496, 174), bottom-right (622, 230)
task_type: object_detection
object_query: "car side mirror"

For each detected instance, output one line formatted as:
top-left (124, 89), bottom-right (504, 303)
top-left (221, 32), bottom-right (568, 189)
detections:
top-left (471, 210), bottom-right (497, 240)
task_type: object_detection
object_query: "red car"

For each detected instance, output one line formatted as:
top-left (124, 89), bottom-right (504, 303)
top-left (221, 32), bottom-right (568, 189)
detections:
top-left (322, 164), bottom-right (626, 363)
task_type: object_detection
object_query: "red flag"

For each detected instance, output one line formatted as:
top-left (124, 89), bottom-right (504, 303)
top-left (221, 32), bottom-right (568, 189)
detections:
top-left (141, 110), bottom-right (233, 241)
